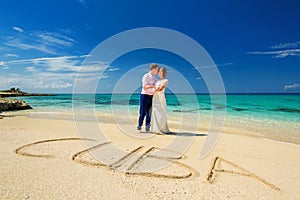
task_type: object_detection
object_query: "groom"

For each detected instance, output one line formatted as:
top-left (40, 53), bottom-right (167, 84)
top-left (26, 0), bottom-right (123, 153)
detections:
top-left (137, 63), bottom-right (159, 132)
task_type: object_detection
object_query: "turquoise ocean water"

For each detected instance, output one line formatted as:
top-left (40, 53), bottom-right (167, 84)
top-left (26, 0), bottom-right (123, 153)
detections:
top-left (11, 94), bottom-right (300, 144)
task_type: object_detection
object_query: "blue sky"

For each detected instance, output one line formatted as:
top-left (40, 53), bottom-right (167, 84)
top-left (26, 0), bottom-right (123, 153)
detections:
top-left (0, 0), bottom-right (299, 93)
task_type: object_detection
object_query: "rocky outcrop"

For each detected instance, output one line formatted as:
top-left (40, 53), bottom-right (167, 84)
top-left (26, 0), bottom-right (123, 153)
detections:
top-left (0, 98), bottom-right (32, 111)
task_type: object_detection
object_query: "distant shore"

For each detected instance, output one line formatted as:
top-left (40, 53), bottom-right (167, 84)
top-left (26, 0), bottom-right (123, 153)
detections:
top-left (0, 92), bottom-right (55, 98)
top-left (0, 89), bottom-right (54, 112)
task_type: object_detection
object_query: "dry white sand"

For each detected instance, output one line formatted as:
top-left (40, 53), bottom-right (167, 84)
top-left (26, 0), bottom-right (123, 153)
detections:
top-left (0, 114), bottom-right (299, 199)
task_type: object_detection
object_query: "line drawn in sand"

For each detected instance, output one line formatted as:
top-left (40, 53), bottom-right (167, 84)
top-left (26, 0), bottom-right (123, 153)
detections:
top-left (15, 137), bottom-right (198, 179)
top-left (206, 156), bottom-right (281, 191)
top-left (15, 137), bottom-right (281, 191)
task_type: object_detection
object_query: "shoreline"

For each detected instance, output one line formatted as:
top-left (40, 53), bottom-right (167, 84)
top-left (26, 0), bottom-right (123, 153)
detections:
top-left (5, 113), bottom-right (300, 147)
top-left (1, 110), bottom-right (300, 146)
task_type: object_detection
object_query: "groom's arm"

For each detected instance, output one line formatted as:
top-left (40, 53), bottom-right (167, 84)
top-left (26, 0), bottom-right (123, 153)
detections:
top-left (143, 85), bottom-right (155, 90)
top-left (142, 75), bottom-right (155, 90)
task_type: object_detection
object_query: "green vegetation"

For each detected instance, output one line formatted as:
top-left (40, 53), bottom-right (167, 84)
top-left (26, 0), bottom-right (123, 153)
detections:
top-left (0, 87), bottom-right (24, 93)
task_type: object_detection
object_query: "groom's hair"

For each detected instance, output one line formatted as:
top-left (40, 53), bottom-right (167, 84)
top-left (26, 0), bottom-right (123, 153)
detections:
top-left (150, 63), bottom-right (159, 70)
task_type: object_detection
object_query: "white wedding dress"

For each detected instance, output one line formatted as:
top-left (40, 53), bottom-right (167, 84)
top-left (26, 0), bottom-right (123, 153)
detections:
top-left (150, 79), bottom-right (170, 133)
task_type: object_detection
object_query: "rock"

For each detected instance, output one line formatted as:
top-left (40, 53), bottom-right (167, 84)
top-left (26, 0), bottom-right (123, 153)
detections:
top-left (0, 98), bottom-right (32, 111)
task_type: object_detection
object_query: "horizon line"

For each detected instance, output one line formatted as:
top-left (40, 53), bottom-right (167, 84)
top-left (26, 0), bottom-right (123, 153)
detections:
top-left (44, 92), bottom-right (300, 95)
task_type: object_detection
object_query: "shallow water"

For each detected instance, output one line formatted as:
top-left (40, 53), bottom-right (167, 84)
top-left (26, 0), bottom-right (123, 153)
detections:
top-left (9, 94), bottom-right (300, 144)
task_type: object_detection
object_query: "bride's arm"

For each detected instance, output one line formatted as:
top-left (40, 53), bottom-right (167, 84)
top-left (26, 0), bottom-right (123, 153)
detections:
top-left (155, 80), bottom-right (168, 92)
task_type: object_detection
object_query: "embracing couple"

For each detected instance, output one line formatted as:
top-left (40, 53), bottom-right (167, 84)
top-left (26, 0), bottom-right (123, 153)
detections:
top-left (137, 63), bottom-right (170, 134)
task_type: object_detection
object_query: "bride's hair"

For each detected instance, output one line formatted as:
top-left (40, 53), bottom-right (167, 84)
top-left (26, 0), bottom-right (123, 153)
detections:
top-left (159, 67), bottom-right (168, 78)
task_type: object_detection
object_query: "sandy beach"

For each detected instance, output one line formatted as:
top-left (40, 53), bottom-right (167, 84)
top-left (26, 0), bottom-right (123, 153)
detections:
top-left (0, 113), bottom-right (299, 199)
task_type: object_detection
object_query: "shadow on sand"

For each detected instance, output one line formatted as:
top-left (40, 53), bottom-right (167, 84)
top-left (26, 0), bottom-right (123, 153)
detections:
top-left (139, 131), bottom-right (207, 137)
top-left (164, 132), bottom-right (207, 137)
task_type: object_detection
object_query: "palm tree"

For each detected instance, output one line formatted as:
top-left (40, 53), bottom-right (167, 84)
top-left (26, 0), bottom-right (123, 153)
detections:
top-left (9, 87), bottom-right (22, 93)
top-left (10, 87), bottom-right (16, 93)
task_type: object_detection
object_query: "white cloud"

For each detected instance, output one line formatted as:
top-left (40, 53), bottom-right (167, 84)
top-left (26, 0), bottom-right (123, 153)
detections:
top-left (284, 83), bottom-right (300, 90)
top-left (59, 28), bottom-right (74, 34)
top-left (0, 77), bottom-right (21, 87)
top-left (195, 62), bottom-right (233, 69)
top-left (0, 54), bottom-right (120, 92)
top-left (35, 31), bottom-right (75, 47)
top-left (25, 66), bottom-right (37, 72)
top-left (4, 30), bottom-right (76, 55)
top-left (249, 41), bottom-right (300, 58)
top-left (6, 55), bottom-right (86, 64)
top-left (0, 61), bottom-right (9, 70)
top-left (12, 26), bottom-right (24, 33)
top-left (34, 80), bottom-right (73, 89)
top-left (0, 61), bottom-right (7, 66)
top-left (217, 62), bottom-right (233, 67)
top-left (4, 53), bottom-right (19, 57)
top-left (107, 67), bottom-right (120, 71)
top-left (0, 76), bottom-right (72, 90)
top-left (0, 62), bottom-right (9, 70)
top-left (271, 41), bottom-right (300, 49)
top-left (36, 72), bottom-right (100, 78)
top-left (5, 40), bottom-right (57, 54)
top-left (2, 55), bottom-right (112, 74)
top-left (247, 49), bottom-right (300, 58)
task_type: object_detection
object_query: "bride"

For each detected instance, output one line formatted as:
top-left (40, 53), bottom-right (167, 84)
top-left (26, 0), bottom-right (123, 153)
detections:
top-left (150, 67), bottom-right (170, 134)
